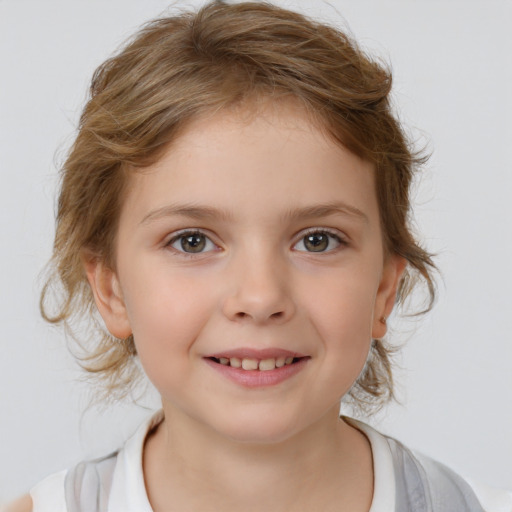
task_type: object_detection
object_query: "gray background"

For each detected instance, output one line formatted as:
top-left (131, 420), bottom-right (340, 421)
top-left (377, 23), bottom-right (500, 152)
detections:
top-left (1, 0), bottom-right (511, 502)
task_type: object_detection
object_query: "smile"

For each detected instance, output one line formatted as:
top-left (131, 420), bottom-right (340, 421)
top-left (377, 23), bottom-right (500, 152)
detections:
top-left (209, 356), bottom-right (299, 371)
top-left (204, 350), bottom-right (310, 388)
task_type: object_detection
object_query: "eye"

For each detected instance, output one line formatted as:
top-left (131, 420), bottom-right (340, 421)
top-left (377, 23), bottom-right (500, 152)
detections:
top-left (293, 230), bottom-right (344, 253)
top-left (167, 231), bottom-right (217, 254)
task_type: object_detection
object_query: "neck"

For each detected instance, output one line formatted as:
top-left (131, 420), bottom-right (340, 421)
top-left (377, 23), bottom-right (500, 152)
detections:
top-left (143, 404), bottom-right (374, 512)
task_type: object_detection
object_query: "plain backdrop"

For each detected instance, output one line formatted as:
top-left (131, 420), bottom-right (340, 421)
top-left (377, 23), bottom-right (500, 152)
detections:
top-left (1, 0), bottom-right (511, 502)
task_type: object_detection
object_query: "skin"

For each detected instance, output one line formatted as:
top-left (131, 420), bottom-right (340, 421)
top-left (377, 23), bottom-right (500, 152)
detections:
top-left (82, 101), bottom-right (405, 512)
top-left (3, 495), bottom-right (32, 512)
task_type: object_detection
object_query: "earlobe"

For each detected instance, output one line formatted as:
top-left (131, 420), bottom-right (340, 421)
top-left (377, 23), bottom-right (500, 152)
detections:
top-left (81, 250), bottom-right (132, 340)
top-left (372, 255), bottom-right (407, 339)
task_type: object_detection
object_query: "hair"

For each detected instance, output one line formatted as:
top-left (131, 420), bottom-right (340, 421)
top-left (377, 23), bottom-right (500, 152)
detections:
top-left (41, 0), bottom-right (436, 411)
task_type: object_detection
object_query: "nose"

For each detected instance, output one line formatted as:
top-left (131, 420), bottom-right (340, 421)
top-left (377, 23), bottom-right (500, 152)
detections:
top-left (222, 250), bottom-right (295, 325)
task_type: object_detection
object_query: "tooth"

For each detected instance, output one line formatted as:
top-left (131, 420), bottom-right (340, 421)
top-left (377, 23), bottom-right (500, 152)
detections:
top-left (219, 357), bottom-right (229, 365)
top-left (230, 357), bottom-right (242, 368)
top-left (241, 358), bottom-right (258, 370)
top-left (259, 358), bottom-right (276, 371)
top-left (275, 357), bottom-right (285, 368)
top-left (285, 356), bottom-right (294, 365)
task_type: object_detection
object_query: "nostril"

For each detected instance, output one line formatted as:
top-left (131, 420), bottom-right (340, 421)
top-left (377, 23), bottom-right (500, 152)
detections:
top-left (234, 310), bottom-right (284, 321)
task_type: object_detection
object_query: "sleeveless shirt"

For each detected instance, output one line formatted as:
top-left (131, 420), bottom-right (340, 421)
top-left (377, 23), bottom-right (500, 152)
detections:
top-left (30, 411), bottom-right (512, 512)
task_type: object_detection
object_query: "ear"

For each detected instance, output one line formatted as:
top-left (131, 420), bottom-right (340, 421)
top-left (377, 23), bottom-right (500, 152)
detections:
top-left (372, 255), bottom-right (407, 339)
top-left (81, 250), bottom-right (132, 339)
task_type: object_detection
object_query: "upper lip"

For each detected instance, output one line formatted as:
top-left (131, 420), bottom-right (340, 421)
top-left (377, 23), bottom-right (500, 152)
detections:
top-left (206, 348), bottom-right (307, 359)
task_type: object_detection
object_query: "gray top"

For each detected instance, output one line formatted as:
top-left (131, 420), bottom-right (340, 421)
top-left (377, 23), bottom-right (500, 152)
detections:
top-left (387, 436), bottom-right (485, 511)
top-left (62, 415), bottom-right (486, 512)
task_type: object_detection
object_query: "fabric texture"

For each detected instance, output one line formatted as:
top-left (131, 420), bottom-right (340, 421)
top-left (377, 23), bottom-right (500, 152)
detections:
top-left (387, 436), bottom-right (486, 512)
top-left (30, 411), bottom-right (511, 512)
top-left (64, 453), bottom-right (117, 512)
top-left (29, 470), bottom-right (67, 512)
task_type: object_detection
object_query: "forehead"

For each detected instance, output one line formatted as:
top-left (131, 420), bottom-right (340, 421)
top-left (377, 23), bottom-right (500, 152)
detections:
top-left (122, 101), bottom-right (378, 226)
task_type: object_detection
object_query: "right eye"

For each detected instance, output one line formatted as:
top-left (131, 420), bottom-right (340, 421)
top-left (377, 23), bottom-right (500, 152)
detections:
top-left (167, 231), bottom-right (217, 254)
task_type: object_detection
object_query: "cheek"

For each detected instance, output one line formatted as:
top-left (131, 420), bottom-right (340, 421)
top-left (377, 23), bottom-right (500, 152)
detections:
top-left (120, 267), bottom-right (218, 373)
top-left (303, 267), bottom-right (379, 338)
top-left (299, 266), bottom-right (379, 381)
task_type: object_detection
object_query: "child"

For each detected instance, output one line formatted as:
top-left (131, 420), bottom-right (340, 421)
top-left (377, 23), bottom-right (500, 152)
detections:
top-left (5, 1), bottom-right (511, 511)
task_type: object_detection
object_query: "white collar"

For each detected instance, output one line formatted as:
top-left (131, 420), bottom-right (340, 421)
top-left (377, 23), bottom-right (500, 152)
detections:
top-left (108, 411), bottom-right (396, 512)
top-left (345, 417), bottom-right (396, 512)
top-left (108, 410), bottom-right (163, 512)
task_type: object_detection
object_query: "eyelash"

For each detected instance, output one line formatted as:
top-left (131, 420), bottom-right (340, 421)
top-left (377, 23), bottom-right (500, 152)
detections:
top-left (164, 228), bottom-right (347, 256)
top-left (165, 230), bottom-right (219, 258)
top-left (293, 228), bottom-right (347, 253)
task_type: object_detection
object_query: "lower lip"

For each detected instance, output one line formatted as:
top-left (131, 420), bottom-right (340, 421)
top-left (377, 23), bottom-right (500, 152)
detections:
top-left (204, 358), bottom-right (309, 388)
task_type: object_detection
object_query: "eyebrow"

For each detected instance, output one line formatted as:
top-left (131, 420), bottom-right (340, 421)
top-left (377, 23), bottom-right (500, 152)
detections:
top-left (140, 201), bottom-right (368, 225)
top-left (282, 202), bottom-right (369, 224)
top-left (140, 203), bottom-right (233, 225)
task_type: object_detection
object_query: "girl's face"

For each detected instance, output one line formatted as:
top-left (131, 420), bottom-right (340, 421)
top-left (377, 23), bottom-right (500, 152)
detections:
top-left (88, 102), bottom-right (404, 444)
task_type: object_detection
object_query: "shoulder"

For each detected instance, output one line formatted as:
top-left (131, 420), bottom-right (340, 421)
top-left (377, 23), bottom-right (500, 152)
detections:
top-left (29, 452), bottom-right (118, 512)
top-left (386, 435), bottom-right (512, 512)
top-left (15, 411), bottom-right (161, 512)
top-left (1, 470), bottom-right (68, 512)
top-left (348, 417), bottom-right (512, 512)
top-left (2, 494), bottom-right (32, 512)
top-left (27, 470), bottom-right (67, 512)
top-left (17, 451), bottom-right (119, 512)
top-left (465, 479), bottom-right (512, 512)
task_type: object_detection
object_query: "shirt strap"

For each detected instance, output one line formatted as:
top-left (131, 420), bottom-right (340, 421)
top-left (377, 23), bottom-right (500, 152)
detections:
top-left (64, 452), bottom-right (118, 512)
top-left (387, 436), bottom-right (486, 512)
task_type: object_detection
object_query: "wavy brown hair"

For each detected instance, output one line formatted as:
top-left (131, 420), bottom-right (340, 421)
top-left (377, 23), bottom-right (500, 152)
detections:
top-left (41, 0), bottom-right (436, 410)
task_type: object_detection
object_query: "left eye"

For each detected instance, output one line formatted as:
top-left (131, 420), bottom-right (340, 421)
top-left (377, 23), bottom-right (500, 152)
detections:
top-left (168, 232), bottom-right (217, 254)
top-left (294, 231), bottom-right (343, 253)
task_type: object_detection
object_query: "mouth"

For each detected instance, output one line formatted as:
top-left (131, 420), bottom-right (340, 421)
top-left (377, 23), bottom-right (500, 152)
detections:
top-left (204, 350), bottom-right (310, 388)
top-left (207, 355), bottom-right (306, 371)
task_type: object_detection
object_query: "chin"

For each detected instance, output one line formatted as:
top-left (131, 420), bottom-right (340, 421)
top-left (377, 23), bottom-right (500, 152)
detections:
top-left (210, 411), bottom-right (304, 446)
